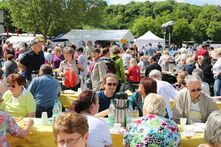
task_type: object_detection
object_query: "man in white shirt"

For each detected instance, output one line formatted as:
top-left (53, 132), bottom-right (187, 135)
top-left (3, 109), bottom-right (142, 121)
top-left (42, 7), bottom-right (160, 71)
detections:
top-left (149, 70), bottom-right (177, 118)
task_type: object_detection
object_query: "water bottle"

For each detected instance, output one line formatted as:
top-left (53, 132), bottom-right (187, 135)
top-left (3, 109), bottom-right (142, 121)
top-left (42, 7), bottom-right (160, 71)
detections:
top-left (133, 106), bottom-right (139, 118)
top-left (126, 104), bottom-right (134, 126)
top-left (108, 100), bottom-right (115, 128)
top-left (52, 100), bottom-right (62, 120)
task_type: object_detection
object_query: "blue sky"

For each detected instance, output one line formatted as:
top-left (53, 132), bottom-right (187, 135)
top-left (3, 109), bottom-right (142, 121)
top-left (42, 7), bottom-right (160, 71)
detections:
top-left (106, 0), bottom-right (221, 6)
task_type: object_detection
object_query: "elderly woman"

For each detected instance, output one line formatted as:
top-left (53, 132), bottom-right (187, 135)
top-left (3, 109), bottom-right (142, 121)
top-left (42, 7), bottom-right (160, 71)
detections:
top-left (70, 91), bottom-right (112, 147)
top-left (59, 47), bottom-right (82, 91)
top-left (1, 73), bottom-right (36, 117)
top-left (173, 75), bottom-right (217, 124)
top-left (126, 58), bottom-right (141, 83)
top-left (199, 110), bottom-right (221, 147)
top-left (129, 77), bottom-right (157, 116)
top-left (53, 112), bottom-right (89, 147)
top-left (125, 93), bottom-right (181, 147)
top-left (96, 73), bottom-right (118, 117)
top-left (0, 109), bottom-right (34, 146)
top-left (52, 46), bottom-right (64, 69)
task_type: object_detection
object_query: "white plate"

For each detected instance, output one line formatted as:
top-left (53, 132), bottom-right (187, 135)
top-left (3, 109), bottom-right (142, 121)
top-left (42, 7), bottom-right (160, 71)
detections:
top-left (192, 123), bottom-right (206, 133)
top-left (63, 90), bottom-right (76, 94)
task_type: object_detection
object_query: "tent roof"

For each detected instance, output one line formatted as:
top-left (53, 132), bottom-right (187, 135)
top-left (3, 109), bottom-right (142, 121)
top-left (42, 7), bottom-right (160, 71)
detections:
top-left (7, 36), bottom-right (36, 48)
top-left (62, 30), bottom-right (135, 42)
top-left (137, 31), bottom-right (164, 41)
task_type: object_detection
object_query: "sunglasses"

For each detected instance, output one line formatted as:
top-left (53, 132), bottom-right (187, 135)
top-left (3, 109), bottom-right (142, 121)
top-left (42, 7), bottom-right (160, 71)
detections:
top-left (190, 88), bottom-right (201, 93)
top-left (106, 83), bottom-right (117, 86)
top-left (7, 85), bottom-right (16, 88)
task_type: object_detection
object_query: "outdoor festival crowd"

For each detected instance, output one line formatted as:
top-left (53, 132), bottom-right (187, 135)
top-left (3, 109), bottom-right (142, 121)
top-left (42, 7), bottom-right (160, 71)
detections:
top-left (0, 38), bottom-right (221, 147)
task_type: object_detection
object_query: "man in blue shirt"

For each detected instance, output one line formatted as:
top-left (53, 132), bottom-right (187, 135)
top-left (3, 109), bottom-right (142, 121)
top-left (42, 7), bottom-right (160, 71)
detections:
top-left (28, 64), bottom-right (61, 118)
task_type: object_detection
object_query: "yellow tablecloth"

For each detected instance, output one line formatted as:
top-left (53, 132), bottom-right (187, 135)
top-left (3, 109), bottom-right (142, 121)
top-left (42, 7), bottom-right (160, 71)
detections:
top-left (111, 133), bottom-right (205, 147)
top-left (59, 93), bottom-right (78, 108)
top-left (8, 118), bottom-right (56, 147)
top-left (170, 100), bottom-right (221, 110)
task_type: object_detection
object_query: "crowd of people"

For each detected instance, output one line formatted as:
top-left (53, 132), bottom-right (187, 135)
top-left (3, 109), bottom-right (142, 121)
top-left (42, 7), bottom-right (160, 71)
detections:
top-left (0, 38), bottom-right (221, 146)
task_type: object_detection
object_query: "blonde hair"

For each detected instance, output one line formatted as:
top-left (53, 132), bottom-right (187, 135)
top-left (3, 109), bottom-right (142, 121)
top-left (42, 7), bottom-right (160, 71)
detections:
top-left (129, 58), bottom-right (137, 66)
top-left (177, 71), bottom-right (187, 85)
top-left (53, 112), bottom-right (88, 140)
top-left (143, 93), bottom-right (166, 116)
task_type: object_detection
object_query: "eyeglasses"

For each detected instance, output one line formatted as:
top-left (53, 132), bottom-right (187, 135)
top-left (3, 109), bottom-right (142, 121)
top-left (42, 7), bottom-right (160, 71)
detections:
top-left (57, 135), bottom-right (82, 146)
top-left (7, 85), bottom-right (15, 88)
top-left (190, 88), bottom-right (201, 93)
top-left (106, 83), bottom-right (117, 86)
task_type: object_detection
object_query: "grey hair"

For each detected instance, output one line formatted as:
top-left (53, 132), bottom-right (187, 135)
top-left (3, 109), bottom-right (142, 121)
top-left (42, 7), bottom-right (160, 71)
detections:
top-left (204, 110), bottom-right (221, 146)
top-left (149, 69), bottom-right (162, 80)
top-left (192, 68), bottom-right (204, 81)
top-left (143, 93), bottom-right (166, 116)
top-left (185, 75), bottom-right (202, 85)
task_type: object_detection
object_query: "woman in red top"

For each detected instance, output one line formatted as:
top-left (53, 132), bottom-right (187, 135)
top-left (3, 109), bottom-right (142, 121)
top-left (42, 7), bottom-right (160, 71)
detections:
top-left (127, 58), bottom-right (141, 83)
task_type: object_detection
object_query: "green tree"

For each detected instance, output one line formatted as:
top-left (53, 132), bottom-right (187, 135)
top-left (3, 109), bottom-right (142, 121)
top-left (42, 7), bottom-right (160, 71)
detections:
top-left (206, 21), bottom-right (221, 42)
top-left (130, 16), bottom-right (156, 37)
top-left (172, 19), bottom-right (192, 46)
top-left (7, 0), bottom-right (105, 41)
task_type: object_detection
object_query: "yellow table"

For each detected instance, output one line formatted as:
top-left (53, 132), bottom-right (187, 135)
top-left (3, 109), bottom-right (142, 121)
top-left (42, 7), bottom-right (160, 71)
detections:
top-left (170, 100), bottom-right (221, 110)
top-left (59, 93), bottom-right (78, 108)
top-left (8, 118), bottom-right (56, 147)
top-left (111, 133), bottom-right (205, 147)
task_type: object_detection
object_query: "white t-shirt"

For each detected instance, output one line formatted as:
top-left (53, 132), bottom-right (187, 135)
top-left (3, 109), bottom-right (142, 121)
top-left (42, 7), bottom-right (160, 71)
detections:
top-left (84, 114), bottom-right (112, 147)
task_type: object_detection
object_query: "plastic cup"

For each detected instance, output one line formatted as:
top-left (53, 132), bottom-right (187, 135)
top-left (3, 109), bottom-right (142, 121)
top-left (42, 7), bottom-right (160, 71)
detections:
top-left (180, 118), bottom-right (187, 126)
top-left (41, 112), bottom-right (48, 125)
top-left (113, 123), bottom-right (121, 134)
top-left (183, 125), bottom-right (195, 137)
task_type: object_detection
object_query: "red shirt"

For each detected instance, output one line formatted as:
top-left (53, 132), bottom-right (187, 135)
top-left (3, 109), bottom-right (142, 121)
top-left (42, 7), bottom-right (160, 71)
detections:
top-left (127, 65), bottom-right (141, 82)
top-left (194, 48), bottom-right (209, 61)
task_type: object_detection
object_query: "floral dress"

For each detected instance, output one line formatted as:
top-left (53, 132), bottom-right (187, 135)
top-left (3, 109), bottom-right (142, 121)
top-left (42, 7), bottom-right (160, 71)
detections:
top-left (124, 114), bottom-right (181, 147)
top-left (0, 111), bottom-right (21, 147)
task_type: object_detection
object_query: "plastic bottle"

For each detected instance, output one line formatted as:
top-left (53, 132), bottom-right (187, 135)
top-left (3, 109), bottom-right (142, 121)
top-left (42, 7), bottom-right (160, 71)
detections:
top-left (133, 106), bottom-right (139, 118)
top-left (52, 100), bottom-right (62, 120)
top-left (108, 100), bottom-right (115, 128)
top-left (126, 104), bottom-right (134, 126)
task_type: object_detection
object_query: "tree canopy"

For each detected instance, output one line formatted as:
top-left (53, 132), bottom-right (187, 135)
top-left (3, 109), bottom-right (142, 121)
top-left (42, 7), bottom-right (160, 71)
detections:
top-left (5, 0), bottom-right (105, 41)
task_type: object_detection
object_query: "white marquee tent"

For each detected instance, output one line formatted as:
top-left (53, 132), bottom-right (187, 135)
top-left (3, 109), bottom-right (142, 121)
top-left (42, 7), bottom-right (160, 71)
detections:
top-left (61, 29), bottom-right (135, 47)
top-left (7, 36), bottom-right (36, 48)
top-left (135, 31), bottom-right (165, 50)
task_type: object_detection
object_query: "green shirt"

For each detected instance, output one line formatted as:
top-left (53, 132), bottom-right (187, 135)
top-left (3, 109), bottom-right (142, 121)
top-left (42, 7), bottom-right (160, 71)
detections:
top-left (1, 88), bottom-right (36, 117)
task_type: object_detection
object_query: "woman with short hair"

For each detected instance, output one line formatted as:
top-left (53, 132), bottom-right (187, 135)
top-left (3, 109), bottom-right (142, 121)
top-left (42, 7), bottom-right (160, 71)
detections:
top-left (51, 46), bottom-right (64, 69)
top-left (1, 73), bottom-right (36, 117)
top-left (124, 93), bottom-right (181, 147)
top-left (199, 110), bottom-right (221, 147)
top-left (70, 91), bottom-right (112, 147)
top-left (53, 112), bottom-right (88, 147)
top-left (59, 47), bottom-right (82, 91)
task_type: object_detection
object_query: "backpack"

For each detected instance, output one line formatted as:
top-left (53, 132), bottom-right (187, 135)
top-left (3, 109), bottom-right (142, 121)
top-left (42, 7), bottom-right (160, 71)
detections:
top-left (101, 58), bottom-right (116, 74)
